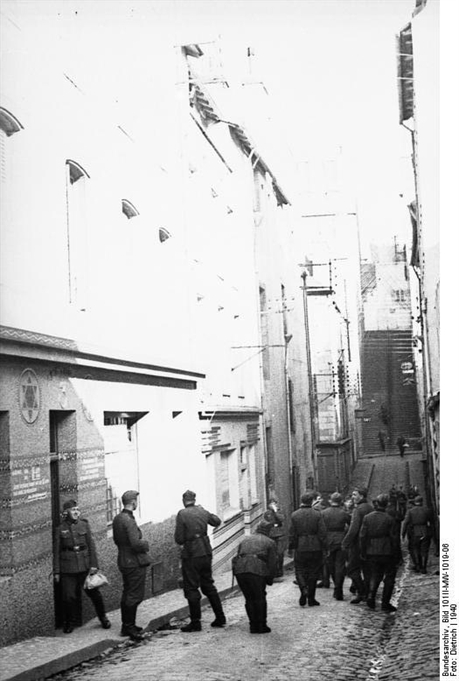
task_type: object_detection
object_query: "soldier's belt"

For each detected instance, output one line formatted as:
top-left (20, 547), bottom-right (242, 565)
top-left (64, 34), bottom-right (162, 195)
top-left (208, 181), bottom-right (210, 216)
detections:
top-left (63, 546), bottom-right (86, 552)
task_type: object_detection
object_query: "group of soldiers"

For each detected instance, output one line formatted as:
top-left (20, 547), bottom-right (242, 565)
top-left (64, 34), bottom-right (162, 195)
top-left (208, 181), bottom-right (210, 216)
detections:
top-left (53, 483), bottom-right (433, 640)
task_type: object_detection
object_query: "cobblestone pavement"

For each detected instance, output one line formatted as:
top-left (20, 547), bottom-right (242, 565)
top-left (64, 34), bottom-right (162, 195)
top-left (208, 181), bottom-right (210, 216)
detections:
top-left (51, 555), bottom-right (439, 681)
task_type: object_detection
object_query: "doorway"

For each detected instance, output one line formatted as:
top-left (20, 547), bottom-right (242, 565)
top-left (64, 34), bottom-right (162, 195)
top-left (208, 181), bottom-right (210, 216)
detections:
top-left (49, 409), bottom-right (76, 627)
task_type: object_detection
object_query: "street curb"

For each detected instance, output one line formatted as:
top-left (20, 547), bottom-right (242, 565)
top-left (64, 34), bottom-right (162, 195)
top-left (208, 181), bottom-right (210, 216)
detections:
top-left (1, 584), bottom-right (242, 681)
top-left (4, 639), bottom-right (121, 681)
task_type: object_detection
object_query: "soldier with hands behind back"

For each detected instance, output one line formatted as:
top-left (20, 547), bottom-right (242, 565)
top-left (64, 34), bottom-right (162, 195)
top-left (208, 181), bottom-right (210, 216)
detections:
top-left (112, 490), bottom-right (152, 641)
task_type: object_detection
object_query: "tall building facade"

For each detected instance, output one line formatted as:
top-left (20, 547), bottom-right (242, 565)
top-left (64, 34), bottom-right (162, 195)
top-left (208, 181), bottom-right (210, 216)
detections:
top-left (396, 0), bottom-right (439, 517)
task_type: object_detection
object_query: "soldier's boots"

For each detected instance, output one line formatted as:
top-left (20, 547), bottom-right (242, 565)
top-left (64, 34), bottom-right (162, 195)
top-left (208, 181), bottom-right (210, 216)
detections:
top-left (333, 588), bottom-right (344, 601)
top-left (63, 622), bottom-right (74, 634)
top-left (208, 593), bottom-right (226, 627)
top-left (251, 625), bottom-right (271, 634)
top-left (299, 587), bottom-right (308, 606)
top-left (307, 580), bottom-right (320, 606)
top-left (420, 556), bottom-right (428, 574)
top-left (382, 602), bottom-right (397, 612)
top-left (121, 605), bottom-right (144, 641)
top-left (181, 600), bottom-right (202, 632)
top-left (181, 620), bottom-right (202, 632)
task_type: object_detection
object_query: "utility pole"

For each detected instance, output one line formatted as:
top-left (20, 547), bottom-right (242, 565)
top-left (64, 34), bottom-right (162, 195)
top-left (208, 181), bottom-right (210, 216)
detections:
top-left (300, 268), bottom-right (317, 484)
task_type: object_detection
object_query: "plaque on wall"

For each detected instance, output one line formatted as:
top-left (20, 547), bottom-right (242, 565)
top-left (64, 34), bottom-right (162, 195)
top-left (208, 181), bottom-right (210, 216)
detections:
top-left (19, 368), bottom-right (41, 424)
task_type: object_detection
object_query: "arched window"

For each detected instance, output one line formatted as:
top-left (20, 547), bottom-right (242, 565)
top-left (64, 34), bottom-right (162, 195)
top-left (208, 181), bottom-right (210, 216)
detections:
top-left (66, 159), bottom-right (90, 184)
top-left (0, 107), bottom-right (24, 136)
top-left (121, 199), bottom-right (139, 219)
top-left (159, 227), bottom-right (171, 243)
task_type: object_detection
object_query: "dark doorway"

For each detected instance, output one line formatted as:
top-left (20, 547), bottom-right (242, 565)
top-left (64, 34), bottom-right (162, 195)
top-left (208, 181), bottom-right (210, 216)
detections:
top-left (49, 410), bottom-right (76, 628)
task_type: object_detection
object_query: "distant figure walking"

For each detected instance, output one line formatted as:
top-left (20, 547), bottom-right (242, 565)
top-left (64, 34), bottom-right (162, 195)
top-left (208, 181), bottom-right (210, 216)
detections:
top-left (396, 435), bottom-right (409, 457)
top-left (174, 490), bottom-right (226, 632)
top-left (232, 519), bottom-right (277, 634)
top-left (402, 496), bottom-right (433, 573)
top-left (378, 430), bottom-right (386, 452)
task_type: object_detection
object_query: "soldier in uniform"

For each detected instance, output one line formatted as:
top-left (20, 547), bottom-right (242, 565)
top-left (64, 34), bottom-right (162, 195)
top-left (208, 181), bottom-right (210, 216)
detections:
top-left (360, 493), bottom-right (401, 611)
top-left (174, 490), bottom-right (226, 632)
top-left (288, 491), bottom-right (328, 607)
top-left (53, 500), bottom-right (111, 634)
top-left (342, 486), bottom-right (373, 605)
top-left (402, 495), bottom-right (433, 573)
top-left (263, 498), bottom-right (286, 578)
top-left (322, 492), bottom-right (350, 600)
top-left (112, 490), bottom-right (152, 641)
top-left (232, 519), bottom-right (277, 634)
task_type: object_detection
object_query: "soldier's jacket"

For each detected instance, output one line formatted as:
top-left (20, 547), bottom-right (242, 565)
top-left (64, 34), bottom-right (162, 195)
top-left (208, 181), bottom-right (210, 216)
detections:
top-left (288, 506), bottom-right (327, 552)
top-left (360, 510), bottom-right (400, 557)
top-left (112, 509), bottom-right (152, 568)
top-left (53, 517), bottom-right (98, 574)
top-left (174, 504), bottom-right (221, 558)
top-left (322, 506), bottom-right (350, 548)
top-left (233, 533), bottom-right (277, 579)
top-left (342, 500), bottom-right (373, 550)
top-left (402, 506), bottom-right (432, 539)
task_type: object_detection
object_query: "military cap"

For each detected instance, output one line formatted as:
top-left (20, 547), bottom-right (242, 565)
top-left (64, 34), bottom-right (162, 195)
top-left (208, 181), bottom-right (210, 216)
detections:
top-left (300, 492), bottom-right (315, 506)
top-left (330, 492), bottom-right (342, 505)
top-left (63, 499), bottom-right (78, 511)
top-left (182, 490), bottom-right (196, 502)
top-left (256, 519), bottom-right (273, 536)
top-left (374, 493), bottom-right (389, 509)
top-left (121, 490), bottom-right (139, 505)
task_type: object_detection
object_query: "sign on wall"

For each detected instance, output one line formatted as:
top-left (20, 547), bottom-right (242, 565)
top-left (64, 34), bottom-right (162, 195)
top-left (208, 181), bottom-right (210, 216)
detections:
top-left (19, 369), bottom-right (41, 424)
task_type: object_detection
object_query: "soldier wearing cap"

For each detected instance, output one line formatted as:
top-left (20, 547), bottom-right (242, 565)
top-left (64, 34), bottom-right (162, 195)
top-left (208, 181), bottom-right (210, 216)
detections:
top-left (232, 519), bottom-right (277, 633)
top-left (402, 495), bottom-right (433, 573)
top-left (342, 486), bottom-right (373, 605)
top-left (359, 494), bottom-right (401, 611)
top-left (321, 492), bottom-right (350, 600)
top-left (174, 490), bottom-right (226, 632)
top-left (288, 491), bottom-right (328, 607)
top-left (53, 500), bottom-right (111, 633)
top-left (112, 490), bottom-right (152, 640)
top-left (263, 498), bottom-right (286, 578)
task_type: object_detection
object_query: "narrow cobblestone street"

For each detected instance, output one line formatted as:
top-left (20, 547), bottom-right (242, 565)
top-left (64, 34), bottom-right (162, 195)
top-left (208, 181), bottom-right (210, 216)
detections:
top-left (52, 561), bottom-right (438, 681)
top-left (49, 453), bottom-right (439, 681)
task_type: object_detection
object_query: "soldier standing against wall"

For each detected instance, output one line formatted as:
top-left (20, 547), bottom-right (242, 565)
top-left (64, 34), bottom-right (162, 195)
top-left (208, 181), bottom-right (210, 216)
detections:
top-left (54, 500), bottom-right (111, 634)
top-left (174, 490), bottom-right (226, 632)
top-left (263, 498), bottom-right (286, 578)
top-left (112, 490), bottom-right (152, 641)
